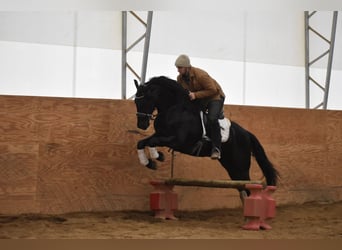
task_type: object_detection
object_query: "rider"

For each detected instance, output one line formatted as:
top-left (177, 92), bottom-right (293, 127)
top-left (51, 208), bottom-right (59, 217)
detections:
top-left (175, 54), bottom-right (226, 160)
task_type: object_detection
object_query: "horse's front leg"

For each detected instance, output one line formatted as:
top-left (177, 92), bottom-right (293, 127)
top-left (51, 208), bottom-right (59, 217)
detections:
top-left (148, 147), bottom-right (165, 162)
top-left (137, 136), bottom-right (158, 170)
top-left (138, 146), bottom-right (165, 170)
top-left (137, 134), bottom-right (175, 170)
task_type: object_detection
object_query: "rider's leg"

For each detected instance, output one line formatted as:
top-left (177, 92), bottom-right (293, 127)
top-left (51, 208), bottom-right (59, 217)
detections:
top-left (207, 97), bottom-right (224, 159)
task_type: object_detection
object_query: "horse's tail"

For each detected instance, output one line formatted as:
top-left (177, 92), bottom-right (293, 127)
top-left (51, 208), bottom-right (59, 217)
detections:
top-left (248, 131), bottom-right (279, 186)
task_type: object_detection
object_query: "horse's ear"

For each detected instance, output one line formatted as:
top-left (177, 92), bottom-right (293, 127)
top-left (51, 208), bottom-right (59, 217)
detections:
top-left (134, 79), bottom-right (140, 89)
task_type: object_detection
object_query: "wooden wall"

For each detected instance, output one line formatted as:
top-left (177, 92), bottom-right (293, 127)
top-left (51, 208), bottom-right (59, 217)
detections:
top-left (0, 95), bottom-right (341, 214)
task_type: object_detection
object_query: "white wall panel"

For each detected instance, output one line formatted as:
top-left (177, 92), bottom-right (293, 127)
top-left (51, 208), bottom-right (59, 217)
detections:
top-left (77, 11), bottom-right (121, 49)
top-left (0, 12), bottom-right (74, 45)
top-left (0, 41), bottom-right (74, 97)
top-left (245, 11), bottom-right (304, 67)
top-left (149, 11), bottom-right (245, 62)
top-left (75, 47), bottom-right (121, 99)
top-left (245, 63), bottom-right (305, 108)
top-left (0, 11), bottom-right (122, 49)
top-left (0, 11), bottom-right (341, 109)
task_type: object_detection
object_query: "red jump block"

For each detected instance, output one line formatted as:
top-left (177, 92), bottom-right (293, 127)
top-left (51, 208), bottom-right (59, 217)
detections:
top-left (242, 184), bottom-right (277, 230)
top-left (149, 179), bottom-right (277, 230)
top-left (242, 184), bottom-right (264, 230)
top-left (260, 186), bottom-right (277, 230)
top-left (149, 180), bottom-right (178, 220)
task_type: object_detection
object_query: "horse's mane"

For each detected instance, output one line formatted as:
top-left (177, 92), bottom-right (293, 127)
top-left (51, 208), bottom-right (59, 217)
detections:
top-left (146, 76), bottom-right (188, 97)
top-left (144, 76), bottom-right (200, 113)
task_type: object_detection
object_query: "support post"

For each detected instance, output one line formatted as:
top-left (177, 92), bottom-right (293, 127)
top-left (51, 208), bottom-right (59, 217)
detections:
top-left (304, 11), bottom-right (338, 109)
top-left (242, 184), bottom-right (264, 230)
top-left (121, 11), bottom-right (153, 99)
top-left (149, 180), bottom-right (178, 220)
top-left (259, 186), bottom-right (277, 230)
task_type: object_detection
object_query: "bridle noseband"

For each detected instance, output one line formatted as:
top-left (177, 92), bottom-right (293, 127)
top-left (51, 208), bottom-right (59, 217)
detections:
top-left (136, 112), bottom-right (156, 120)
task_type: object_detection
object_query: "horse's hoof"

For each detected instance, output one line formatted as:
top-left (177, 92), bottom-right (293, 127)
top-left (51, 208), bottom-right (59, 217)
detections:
top-left (156, 151), bottom-right (165, 162)
top-left (145, 159), bottom-right (157, 170)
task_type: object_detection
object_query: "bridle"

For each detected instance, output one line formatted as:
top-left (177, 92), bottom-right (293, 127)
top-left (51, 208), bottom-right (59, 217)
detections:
top-left (135, 94), bottom-right (157, 120)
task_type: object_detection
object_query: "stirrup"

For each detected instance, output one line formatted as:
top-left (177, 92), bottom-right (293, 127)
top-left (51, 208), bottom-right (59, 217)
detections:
top-left (210, 147), bottom-right (221, 160)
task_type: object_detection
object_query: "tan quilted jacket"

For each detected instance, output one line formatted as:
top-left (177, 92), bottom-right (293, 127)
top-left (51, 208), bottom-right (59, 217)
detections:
top-left (176, 67), bottom-right (225, 103)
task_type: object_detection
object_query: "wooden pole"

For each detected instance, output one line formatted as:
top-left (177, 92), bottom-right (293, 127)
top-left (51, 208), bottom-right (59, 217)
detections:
top-left (164, 178), bottom-right (264, 189)
top-left (170, 150), bottom-right (175, 178)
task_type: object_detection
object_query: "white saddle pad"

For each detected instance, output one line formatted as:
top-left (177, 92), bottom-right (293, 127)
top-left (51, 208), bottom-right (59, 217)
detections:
top-left (219, 117), bottom-right (231, 142)
top-left (200, 111), bottom-right (231, 143)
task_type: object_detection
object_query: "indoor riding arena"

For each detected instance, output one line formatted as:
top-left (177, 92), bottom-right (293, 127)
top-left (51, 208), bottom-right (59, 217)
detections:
top-left (0, 8), bottom-right (341, 241)
top-left (0, 96), bottom-right (341, 239)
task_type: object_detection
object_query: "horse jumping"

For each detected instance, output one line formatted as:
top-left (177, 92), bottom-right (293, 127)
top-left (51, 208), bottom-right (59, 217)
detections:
top-left (134, 76), bottom-right (279, 199)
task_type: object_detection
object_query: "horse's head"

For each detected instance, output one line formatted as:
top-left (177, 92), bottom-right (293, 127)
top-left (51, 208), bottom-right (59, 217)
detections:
top-left (134, 79), bottom-right (158, 130)
top-left (134, 76), bottom-right (188, 130)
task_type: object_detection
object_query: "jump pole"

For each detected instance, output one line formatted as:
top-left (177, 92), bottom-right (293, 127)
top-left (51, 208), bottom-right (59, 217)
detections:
top-left (163, 178), bottom-right (264, 189)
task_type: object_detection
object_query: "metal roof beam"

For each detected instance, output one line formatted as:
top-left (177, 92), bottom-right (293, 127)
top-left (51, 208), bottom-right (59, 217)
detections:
top-left (121, 11), bottom-right (153, 99)
top-left (304, 11), bottom-right (338, 110)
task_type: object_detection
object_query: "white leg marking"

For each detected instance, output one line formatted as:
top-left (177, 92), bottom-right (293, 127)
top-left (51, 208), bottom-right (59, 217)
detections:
top-left (138, 149), bottom-right (149, 165)
top-left (148, 147), bottom-right (159, 159)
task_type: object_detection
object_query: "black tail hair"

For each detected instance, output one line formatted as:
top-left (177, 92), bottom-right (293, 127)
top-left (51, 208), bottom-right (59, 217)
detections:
top-left (248, 131), bottom-right (280, 186)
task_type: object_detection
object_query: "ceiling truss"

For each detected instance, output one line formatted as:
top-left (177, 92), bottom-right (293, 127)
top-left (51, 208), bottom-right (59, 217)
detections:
top-left (121, 11), bottom-right (153, 99)
top-left (304, 11), bottom-right (338, 109)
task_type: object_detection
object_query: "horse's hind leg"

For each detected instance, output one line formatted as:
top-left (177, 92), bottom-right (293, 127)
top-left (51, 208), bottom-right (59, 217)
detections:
top-left (219, 154), bottom-right (251, 205)
top-left (239, 189), bottom-right (248, 205)
top-left (237, 174), bottom-right (251, 205)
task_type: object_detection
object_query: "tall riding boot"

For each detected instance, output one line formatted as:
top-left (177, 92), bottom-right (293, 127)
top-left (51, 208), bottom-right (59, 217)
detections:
top-left (209, 120), bottom-right (222, 160)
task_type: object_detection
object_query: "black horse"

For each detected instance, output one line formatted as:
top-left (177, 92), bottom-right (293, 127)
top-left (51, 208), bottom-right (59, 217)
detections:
top-left (134, 76), bottom-right (279, 198)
